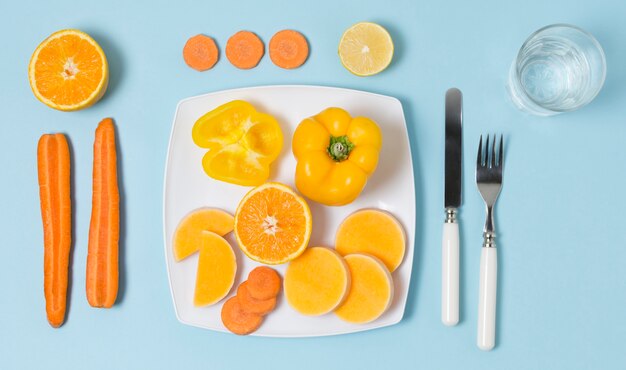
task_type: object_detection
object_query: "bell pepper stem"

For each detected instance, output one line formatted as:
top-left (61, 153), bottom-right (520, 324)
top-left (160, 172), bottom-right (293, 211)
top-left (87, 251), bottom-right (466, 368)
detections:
top-left (327, 135), bottom-right (354, 162)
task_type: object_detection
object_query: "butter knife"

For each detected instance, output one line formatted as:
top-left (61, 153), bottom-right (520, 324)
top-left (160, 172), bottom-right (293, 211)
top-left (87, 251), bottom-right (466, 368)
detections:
top-left (442, 88), bottom-right (462, 326)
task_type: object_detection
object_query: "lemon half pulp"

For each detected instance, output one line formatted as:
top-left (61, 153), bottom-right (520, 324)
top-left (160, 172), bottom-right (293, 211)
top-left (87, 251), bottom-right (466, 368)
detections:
top-left (338, 22), bottom-right (394, 77)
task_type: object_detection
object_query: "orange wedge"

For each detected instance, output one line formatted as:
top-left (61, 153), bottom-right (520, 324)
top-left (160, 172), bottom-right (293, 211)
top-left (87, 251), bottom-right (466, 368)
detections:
top-left (28, 29), bottom-right (109, 111)
top-left (234, 183), bottom-right (312, 265)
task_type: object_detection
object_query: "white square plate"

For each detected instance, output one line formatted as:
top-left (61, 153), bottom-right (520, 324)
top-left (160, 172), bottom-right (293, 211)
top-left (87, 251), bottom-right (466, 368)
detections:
top-left (164, 85), bottom-right (415, 337)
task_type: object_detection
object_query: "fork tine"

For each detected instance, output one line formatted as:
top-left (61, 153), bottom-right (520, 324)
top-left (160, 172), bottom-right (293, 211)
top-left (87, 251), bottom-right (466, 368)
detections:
top-left (498, 134), bottom-right (503, 168)
top-left (490, 134), bottom-right (496, 168)
top-left (485, 134), bottom-right (490, 168)
top-left (477, 135), bottom-right (483, 167)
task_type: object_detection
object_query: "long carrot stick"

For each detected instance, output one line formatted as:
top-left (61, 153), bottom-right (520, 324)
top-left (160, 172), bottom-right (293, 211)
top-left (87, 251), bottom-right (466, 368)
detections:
top-left (86, 118), bottom-right (119, 308)
top-left (38, 133), bottom-right (72, 327)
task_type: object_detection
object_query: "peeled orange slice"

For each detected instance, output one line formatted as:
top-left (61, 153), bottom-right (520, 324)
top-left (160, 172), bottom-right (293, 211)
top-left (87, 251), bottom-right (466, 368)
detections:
top-left (335, 254), bottom-right (394, 323)
top-left (28, 29), bottom-right (109, 111)
top-left (335, 209), bottom-right (405, 272)
top-left (173, 208), bottom-right (234, 261)
top-left (284, 247), bottom-right (351, 316)
top-left (234, 183), bottom-right (312, 265)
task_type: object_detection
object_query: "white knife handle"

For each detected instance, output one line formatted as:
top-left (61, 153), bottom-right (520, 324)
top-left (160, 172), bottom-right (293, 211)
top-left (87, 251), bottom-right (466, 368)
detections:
top-left (477, 246), bottom-right (497, 351)
top-left (442, 222), bottom-right (459, 326)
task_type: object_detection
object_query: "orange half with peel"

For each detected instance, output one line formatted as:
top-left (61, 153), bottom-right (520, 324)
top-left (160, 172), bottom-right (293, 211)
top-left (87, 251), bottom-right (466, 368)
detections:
top-left (28, 29), bottom-right (109, 111)
top-left (235, 183), bottom-right (312, 265)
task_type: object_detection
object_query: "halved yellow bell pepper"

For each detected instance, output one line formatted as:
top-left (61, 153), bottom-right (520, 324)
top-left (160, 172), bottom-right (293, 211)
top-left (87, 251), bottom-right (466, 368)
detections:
top-left (292, 107), bottom-right (382, 206)
top-left (192, 100), bottom-right (283, 186)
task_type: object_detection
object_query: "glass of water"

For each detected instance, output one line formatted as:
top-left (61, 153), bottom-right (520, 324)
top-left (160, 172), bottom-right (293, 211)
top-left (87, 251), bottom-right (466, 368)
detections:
top-left (507, 24), bottom-right (606, 116)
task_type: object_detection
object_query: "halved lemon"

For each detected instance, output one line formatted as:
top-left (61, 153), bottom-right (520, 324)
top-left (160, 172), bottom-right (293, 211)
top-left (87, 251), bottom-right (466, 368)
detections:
top-left (28, 29), bottom-right (109, 111)
top-left (338, 22), bottom-right (394, 77)
top-left (235, 182), bottom-right (312, 265)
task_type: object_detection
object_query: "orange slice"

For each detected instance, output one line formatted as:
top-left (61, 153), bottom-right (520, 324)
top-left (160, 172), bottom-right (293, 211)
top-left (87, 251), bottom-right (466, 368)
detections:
top-left (284, 247), bottom-right (351, 316)
top-left (334, 254), bottom-right (394, 323)
top-left (28, 29), bottom-right (108, 111)
top-left (234, 183), bottom-right (312, 264)
top-left (173, 208), bottom-right (234, 261)
top-left (335, 209), bottom-right (406, 272)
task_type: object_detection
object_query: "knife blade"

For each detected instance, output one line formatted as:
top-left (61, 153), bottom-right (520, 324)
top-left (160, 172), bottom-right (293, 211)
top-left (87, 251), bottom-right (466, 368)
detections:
top-left (442, 87), bottom-right (462, 326)
top-left (445, 88), bottom-right (462, 208)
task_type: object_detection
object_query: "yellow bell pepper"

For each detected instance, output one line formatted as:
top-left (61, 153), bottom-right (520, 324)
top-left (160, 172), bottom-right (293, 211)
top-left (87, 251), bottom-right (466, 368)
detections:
top-left (192, 100), bottom-right (283, 186)
top-left (292, 107), bottom-right (382, 206)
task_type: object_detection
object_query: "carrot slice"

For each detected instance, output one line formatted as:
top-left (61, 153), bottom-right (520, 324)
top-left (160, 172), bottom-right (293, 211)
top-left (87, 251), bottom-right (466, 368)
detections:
top-left (86, 118), bottom-right (120, 308)
top-left (183, 34), bottom-right (219, 71)
top-left (247, 266), bottom-right (281, 300)
top-left (38, 133), bottom-right (72, 328)
top-left (221, 296), bottom-right (264, 335)
top-left (269, 30), bottom-right (309, 69)
top-left (237, 281), bottom-right (276, 315)
top-left (225, 31), bottom-right (264, 69)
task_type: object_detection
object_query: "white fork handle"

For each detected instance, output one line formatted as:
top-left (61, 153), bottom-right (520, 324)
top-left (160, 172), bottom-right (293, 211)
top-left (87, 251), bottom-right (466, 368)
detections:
top-left (477, 247), bottom-right (497, 350)
top-left (442, 222), bottom-right (459, 326)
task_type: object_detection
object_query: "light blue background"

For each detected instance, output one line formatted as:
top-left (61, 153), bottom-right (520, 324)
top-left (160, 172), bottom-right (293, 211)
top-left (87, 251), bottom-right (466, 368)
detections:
top-left (1, 0), bottom-right (625, 369)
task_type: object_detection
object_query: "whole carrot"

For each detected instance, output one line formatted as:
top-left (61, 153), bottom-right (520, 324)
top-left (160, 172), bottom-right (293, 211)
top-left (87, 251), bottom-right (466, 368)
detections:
top-left (37, 133), bottom-right (72, 327)
top-left (86, 118), bottom-right (120, 308)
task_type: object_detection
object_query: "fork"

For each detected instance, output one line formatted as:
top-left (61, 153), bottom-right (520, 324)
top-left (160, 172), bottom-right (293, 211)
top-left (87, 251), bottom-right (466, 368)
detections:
top-left (476, 134), bottom-right (504, 351)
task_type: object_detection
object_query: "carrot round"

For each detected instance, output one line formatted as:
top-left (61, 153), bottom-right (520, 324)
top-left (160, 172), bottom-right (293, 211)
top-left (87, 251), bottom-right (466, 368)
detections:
top-left (38, 133), bottom-right (72, 328)
top-left (86, 118), bottom-right (120, 308)
top-left (237, 281), bottom-right (276, 315)
top-left (269, 30), bottom-right (309, 69)
top-left (225, 31), bottom-right (264, 69)
top-left (183, 34), bottom-right (219, 71)
top-left (221, 296), bottom-right (263, 335)
top-left (247, 266), bottom-right (281, 300)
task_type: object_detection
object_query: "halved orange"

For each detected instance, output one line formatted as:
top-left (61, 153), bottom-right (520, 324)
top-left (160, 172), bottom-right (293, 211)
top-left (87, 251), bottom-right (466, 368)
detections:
top-left (234, 183), bottom-right (312, 264)
top-left (28, 29), bottom-right (109, 111)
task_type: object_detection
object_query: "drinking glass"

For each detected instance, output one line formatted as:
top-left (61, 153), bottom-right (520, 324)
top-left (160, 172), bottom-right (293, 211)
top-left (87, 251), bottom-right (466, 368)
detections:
top-left (507, 24), bottom-right (606, 116)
